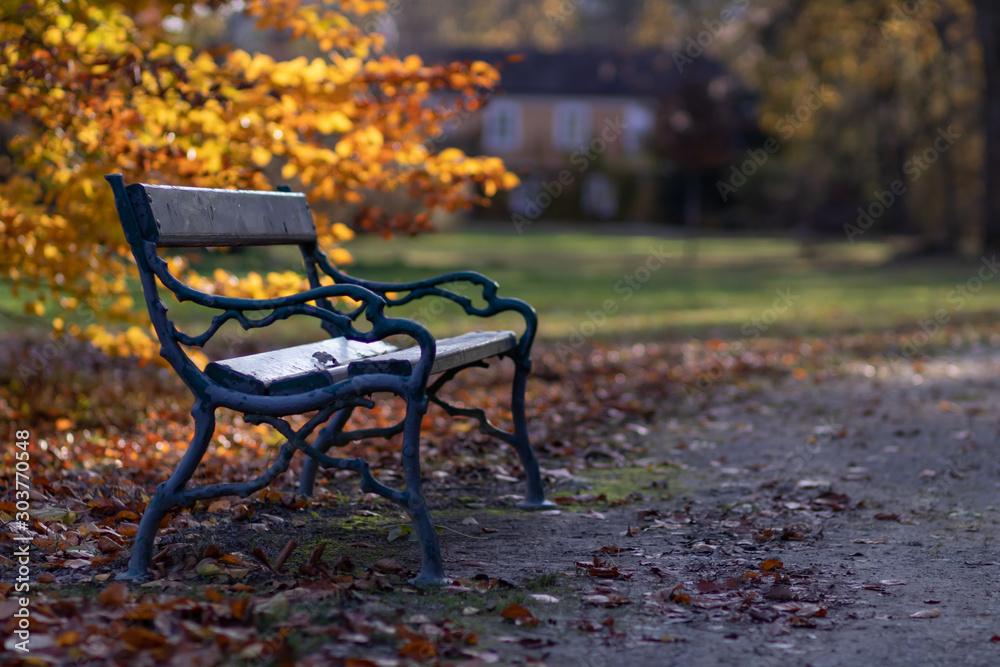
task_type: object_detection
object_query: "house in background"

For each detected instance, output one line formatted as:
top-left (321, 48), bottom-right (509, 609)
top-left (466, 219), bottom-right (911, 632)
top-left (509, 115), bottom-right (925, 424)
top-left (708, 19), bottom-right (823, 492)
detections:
top-left (420, 49), bottom-right (668, 221)
top-left (223, 16), bottom-right (755, 225)
top-left (419, 49), bottom-right (746, 223)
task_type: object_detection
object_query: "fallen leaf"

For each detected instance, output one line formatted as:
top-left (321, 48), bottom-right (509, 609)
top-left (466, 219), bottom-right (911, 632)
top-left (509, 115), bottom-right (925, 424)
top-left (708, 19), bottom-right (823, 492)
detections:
top-left (760, 559), bottom-right (783, 572)
top-left (196, 559), bottom-right (223, 577)
top-left (274, 539), bottom-right (297, 573)
top-left (697, 580), bottom-right (722, 593)
top-left (121, 627), bottom-right (167, 649)
top-left (764, 583), bottom-right (795, 601)
top-left (587, 567), bottom-right (621, 579)
top-left (500, 603), bottom-right (538, 626)
top-left (814, 491), bottom-right (850, 509)
top-left (97, 536), bottom-right (123, 553)
top-left (399, 639), bottom-right (437, 660)
top-left (374, 558), bottom-right (406, 575)
top-left (334, 555), bottom-right (355, 573)
top-left (56, 630), bottom-right (82, 647)
top-left (251, 547), bottom-right (273, 571)
top-left (207, 499), bottom-right (231, 513)
top-left (97, 582), bottom-right (127, 607)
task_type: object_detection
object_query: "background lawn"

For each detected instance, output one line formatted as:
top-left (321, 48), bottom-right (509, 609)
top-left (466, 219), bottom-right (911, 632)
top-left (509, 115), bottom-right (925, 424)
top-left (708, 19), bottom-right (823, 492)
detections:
top-left (3, 231), bottom-right (999, 347)
top-left (306, 230), bottom-right (1000, 344)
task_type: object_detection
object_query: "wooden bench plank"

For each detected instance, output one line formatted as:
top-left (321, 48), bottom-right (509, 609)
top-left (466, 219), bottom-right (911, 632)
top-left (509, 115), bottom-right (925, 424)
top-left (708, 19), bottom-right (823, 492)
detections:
top-left (206, 330), bottom-right (517, 396)
top-left (130, 183), bottom-right (317, 246)
top-left (205, 338), bottom-right (397, 395)
top-left (328, 330), bottom-right (518, 385)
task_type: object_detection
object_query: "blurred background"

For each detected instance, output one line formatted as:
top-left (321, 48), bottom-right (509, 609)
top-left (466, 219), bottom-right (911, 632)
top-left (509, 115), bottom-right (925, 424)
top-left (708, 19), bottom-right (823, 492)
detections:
top-left (212, 0), bottom-right (989, 255)
top-left (6, 0), bottom-right (1000, 344)
top-left (222, 0), bottom-right (1000, 341)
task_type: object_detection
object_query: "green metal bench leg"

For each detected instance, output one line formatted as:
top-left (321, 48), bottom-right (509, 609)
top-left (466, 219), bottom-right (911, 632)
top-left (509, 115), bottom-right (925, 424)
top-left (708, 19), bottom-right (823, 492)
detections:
top-left (510, 364), bottom-right (556, 510)
top-left (119, 403), bottom-right (216, 580)
top-left (298, 407), bottom-right (354, 496)
top-left (400, 398), bottom-right (449, 586)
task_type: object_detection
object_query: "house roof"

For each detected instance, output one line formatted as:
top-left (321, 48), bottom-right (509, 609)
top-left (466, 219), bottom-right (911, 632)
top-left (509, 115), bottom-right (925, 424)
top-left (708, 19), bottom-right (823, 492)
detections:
top-left (417, 48), bottom-right (728, 98)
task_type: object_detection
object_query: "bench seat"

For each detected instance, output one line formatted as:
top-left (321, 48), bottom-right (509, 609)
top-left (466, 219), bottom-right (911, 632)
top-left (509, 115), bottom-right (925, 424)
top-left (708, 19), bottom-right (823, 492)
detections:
top-left (206, 330), bottom-right (517, 396)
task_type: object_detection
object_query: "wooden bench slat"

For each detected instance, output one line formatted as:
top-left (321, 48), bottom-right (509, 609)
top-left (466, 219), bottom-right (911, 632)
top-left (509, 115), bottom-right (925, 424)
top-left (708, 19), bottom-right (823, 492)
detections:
top-left (205, 338), bottom-right (397, 395)
top-left (206, 331), bottom-right (517, 396)
top-left (131, 184), bottom-right (317, 246)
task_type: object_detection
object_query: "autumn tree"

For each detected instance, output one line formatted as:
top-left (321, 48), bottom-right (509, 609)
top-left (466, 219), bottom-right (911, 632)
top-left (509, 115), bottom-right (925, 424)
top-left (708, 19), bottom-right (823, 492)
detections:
top-left (668, 0), bottom-right (981, 251)
top-left (0, 0), bottom-right (518, 358)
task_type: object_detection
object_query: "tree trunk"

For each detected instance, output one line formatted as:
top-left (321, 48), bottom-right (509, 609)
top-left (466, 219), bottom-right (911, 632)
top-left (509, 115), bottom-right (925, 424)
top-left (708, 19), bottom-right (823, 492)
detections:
top-left (975, 0), bottom-right (1000, 253)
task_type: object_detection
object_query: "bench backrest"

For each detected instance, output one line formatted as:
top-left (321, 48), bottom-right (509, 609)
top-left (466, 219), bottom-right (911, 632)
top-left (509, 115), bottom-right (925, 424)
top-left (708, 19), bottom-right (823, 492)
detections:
top-left (125, 182), bottom-right (317, 247)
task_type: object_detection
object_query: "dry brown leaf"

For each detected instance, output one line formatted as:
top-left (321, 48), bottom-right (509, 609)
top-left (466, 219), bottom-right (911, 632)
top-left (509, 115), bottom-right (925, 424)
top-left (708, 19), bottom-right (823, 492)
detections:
top-left (97, 582), bottom-right (127, 607)
top-left (97, 536), bottom-right (123, 553)
top-left (207, 499), bottom-right (231, 513)
top-left (760, 559), bottom-right (783, 572)
top-left (373, 558), bottom-right (406, 575)
top-left (121, 627), bottom-right (168, 649)
top-left (118, 523), bottom-right (139, 537)
top-left (399, 639), bottom-right (437, 660)
top-left (274, 539), bottom-right (297, 573)
top-left (500, 603), bottom-right (538, 626)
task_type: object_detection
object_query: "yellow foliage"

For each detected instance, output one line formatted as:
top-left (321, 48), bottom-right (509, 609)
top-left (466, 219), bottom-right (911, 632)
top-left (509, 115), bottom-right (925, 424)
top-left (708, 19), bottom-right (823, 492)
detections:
top-left (0, 0), bottom-right (518, 360)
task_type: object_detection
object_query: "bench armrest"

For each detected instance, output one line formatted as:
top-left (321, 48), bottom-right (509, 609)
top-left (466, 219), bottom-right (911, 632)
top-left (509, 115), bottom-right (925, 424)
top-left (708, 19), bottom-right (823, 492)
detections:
top-left (140, 243), bottom-right (438, 385)
top-left (312, 249), bottom-right (538, 358)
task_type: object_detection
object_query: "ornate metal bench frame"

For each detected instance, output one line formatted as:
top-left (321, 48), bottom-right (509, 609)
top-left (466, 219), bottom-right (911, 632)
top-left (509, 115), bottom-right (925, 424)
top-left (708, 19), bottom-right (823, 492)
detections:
top-left (106, 174), bottom-right (554, 585)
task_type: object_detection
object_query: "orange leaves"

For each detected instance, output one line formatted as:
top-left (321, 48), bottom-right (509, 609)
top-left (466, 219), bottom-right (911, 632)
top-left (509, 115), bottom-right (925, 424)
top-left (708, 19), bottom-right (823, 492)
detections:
top-left (398, 639), bottom-right (438, 660)
top-left (184, 269), bottom-right (311, 301)
top-left (98, 583), bottom-right (128, 608)
top-left (2, 0), bottom-right (512, 359)
top-left (500, 603), bottom-right (539, 627)
top-left (760, 559), bottom-right (784, 572)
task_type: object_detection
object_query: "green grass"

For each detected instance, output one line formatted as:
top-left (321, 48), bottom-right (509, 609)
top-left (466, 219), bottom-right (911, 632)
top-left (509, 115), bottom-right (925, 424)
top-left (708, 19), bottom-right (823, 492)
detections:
top-left (4, 231), bottom-right (1000, 345)
top-left (338, 231), bottom-right (1000, 341)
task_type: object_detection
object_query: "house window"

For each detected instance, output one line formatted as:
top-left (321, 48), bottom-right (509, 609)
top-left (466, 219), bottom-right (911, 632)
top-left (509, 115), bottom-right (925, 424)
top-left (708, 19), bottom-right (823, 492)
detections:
top-left (553, 103), bottom-right (593, 152)
top-left (482, 100), bottom-right (522, 152)
top-left (623, 104), bottom-right (655, 155)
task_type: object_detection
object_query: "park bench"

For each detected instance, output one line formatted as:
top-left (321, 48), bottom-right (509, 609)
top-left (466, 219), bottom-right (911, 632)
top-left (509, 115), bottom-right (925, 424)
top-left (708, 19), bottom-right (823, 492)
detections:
top-left (106, 174), bottom-right (554, 585)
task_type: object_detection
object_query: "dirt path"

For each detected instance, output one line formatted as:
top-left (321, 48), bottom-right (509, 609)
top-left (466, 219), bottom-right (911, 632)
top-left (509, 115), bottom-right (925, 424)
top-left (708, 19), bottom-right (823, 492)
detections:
top-left (334, 345), bottom-right (1000, 666)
